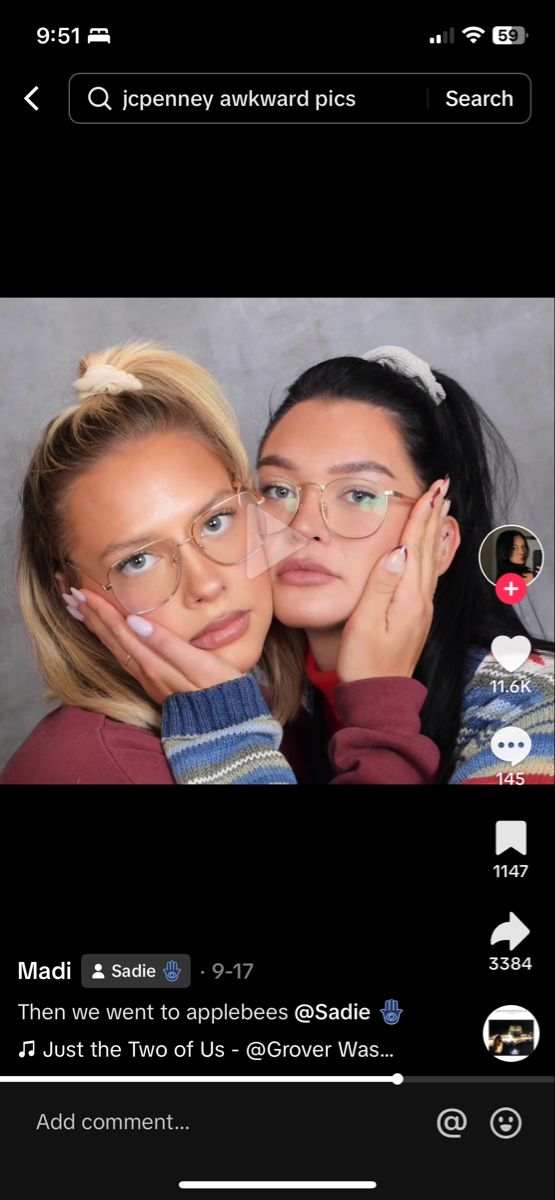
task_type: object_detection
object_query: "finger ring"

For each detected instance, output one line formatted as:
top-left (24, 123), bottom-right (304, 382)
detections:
top-left (124, 653), bottom-right (134, 669)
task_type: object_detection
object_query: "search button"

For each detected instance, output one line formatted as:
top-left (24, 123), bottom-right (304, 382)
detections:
top-left (88, 86), bottom-right (112, 110)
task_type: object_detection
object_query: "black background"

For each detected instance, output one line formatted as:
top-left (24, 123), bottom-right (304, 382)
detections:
top-left (3, 7), bottom-right (553, 1196)
top-left (2, 806), bottom-right (554, 1197)
top-left (6, 805), bottom-right (551, 1078)
top-left (4, 10), bottom-right (551, 295)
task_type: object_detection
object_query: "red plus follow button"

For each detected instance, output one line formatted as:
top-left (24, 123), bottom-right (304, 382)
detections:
top-left (495, 573), bottom-right (527, 605)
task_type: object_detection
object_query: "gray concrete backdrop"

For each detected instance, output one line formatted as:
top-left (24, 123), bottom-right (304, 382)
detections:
top-left (1, 297), bottom-right (553, 769)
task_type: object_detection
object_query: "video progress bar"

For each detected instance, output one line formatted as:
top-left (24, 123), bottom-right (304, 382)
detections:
top-left (3, 1074), bottom-right (404, 1084)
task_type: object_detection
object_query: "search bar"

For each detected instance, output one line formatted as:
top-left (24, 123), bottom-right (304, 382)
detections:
top-left (68, 73), bottom-right (531, 124)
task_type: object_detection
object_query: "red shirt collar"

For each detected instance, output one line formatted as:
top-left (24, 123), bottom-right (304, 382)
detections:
top-left (305, 644), bottom-right (343, 733)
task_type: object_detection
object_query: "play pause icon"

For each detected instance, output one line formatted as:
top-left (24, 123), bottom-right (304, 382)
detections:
top-left (245, 502), bottom-right (308, 578)
top-left (429, 28), bottom-right (455, 43)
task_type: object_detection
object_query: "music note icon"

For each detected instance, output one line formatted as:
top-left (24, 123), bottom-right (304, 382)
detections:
top-left (19, 1040), bottom-right (35, 1057)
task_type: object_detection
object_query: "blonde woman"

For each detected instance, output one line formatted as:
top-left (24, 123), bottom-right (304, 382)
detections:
top-left (1, 341), bottom-right (441, 786)
top-left (0, 342), bottom-right (297, 785)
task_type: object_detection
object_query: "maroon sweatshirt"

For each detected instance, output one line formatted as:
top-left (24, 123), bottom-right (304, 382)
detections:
top-left (0, 676), bottom-right (439, 786)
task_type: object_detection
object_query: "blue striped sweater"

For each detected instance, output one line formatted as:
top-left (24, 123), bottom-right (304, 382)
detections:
top-left (161, 673), bottom-right (296, 785)
top-left (449, 646), bottom-right (554, 784)
top-left (161, 647), bottom-right (554, 786)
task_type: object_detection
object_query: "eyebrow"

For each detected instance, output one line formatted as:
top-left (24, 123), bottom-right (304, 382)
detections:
top-left (99, 488), bottom-right (234, 560)
top-left (256, 454), bottom-right (396, 480)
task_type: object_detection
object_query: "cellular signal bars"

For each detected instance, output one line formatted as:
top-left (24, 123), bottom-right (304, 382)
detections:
top-left (430, 29), bottom-right (455, 44)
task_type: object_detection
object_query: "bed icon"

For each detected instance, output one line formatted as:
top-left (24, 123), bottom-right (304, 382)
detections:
top-left (88, 28), bottom-right (111, 44)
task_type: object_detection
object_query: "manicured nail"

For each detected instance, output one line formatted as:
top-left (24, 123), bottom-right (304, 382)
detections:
top-left (442, 499), bottom-right (451, 518)
top-left (430, 487), bottom-right (441, 509)
top-left (384, 545), bottom-right (408, 573)
top-left (65, 603), bottom-right (85, 622)
top-left (127, 615), bottom-right (154, 637)
top-left (64, 596), bottom-right (84, 614)
top-left (70, 586), bottom-right (86, 603)
top-left (440, 475), bottom-right (450, 497)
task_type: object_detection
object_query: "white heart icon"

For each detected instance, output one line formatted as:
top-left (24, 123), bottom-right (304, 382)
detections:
top-left (491, 635), bottom-right (531, 672)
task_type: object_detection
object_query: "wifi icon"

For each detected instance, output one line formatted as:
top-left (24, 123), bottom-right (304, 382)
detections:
top-left (462, 25), bottom-right (486, 43)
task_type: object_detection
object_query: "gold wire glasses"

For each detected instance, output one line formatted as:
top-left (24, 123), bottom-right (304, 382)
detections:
top-left (63, 488), bottom-right (265, 615)
top-left (256, 476), bottom-right (418, 539)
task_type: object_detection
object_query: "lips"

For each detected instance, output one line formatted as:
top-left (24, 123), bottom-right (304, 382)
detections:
top-left (277, 558), bottom-right (336, 577)
top-left (190, 610), bottom-right (251, 650)
top-left (276, 558), bottom-right (339, 586)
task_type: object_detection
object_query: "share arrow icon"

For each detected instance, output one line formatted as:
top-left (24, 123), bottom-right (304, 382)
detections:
top-left (490, 912), bottom-right (530, 951)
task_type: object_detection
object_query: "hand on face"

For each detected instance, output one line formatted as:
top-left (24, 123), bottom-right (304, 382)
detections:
top-left (337, 476), bottom-right (452, 683)
top-left (62, 587), bottom-right (243, 703)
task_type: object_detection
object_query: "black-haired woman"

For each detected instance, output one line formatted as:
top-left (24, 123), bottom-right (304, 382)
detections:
top-left (254, 347), bottom-right (554, 785)
top-left (496, 530), bottom-right (535, 584)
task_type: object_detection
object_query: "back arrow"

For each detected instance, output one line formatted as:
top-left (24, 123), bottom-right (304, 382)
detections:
top-left (25, 86), bottom-right (39, 111)
top-left (490, 912), bottom-right (530, 951)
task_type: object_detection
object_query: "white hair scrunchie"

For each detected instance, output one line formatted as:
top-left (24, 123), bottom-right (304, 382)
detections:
top-left (73, 364), bottom-right (143, 399)
top-left (362, 345), bottom-right (446, 405)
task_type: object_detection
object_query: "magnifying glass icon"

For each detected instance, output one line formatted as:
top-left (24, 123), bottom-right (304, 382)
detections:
top-left (88, 86), bottom-right (112, 110)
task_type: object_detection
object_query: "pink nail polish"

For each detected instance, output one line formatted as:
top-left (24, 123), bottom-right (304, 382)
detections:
top-left (385, 545), bottom-right (408, 573)
top-left (70, 586), bottom-right (86, 604)
top-left (127, 615), bottom-right (154, 637)
top-left (66, 605), bottom-right (85, 622)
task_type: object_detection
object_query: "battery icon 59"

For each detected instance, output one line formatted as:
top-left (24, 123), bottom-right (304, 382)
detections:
top-left (492, 26), bottom-right (528, 43)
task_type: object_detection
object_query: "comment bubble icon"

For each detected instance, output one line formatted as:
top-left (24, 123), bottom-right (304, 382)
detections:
top-left (490, 726), bottom-right (531, 766)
